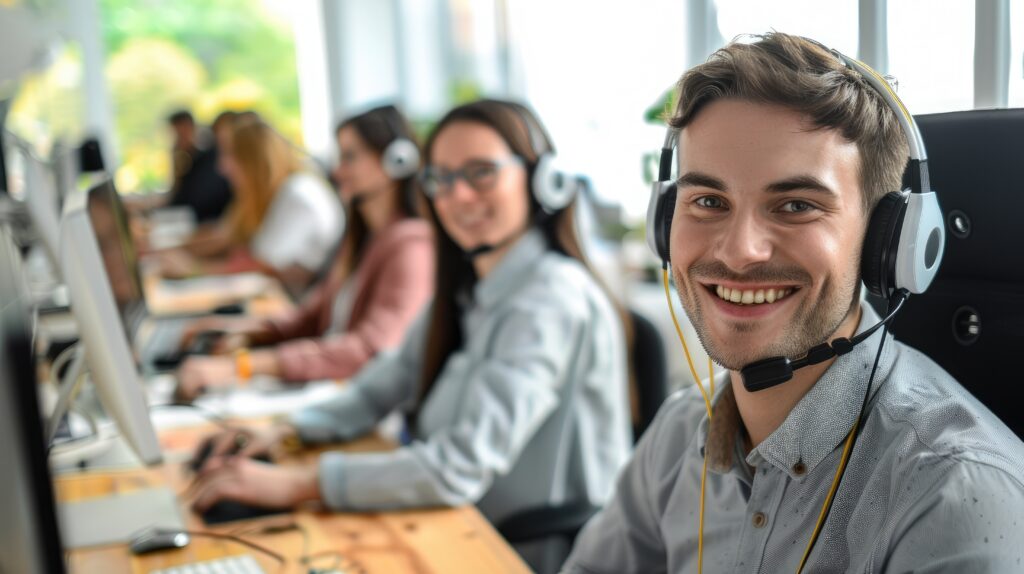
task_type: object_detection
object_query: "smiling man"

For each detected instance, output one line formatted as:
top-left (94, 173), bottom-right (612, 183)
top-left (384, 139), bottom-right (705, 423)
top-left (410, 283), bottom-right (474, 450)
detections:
top-left (563, 33), bottom-right (1024, 573)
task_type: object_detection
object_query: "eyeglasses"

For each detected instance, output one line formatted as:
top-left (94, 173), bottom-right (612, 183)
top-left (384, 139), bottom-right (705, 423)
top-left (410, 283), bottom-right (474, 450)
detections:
top-left (419, 156), bottom-right (523, 199)
top-left (338, 147), bottom-right (368, 166)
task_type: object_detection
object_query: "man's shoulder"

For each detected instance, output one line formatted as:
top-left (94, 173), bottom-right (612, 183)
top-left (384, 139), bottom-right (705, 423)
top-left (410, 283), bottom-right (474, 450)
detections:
top-left (876, 339), bottom-right (1024, 484)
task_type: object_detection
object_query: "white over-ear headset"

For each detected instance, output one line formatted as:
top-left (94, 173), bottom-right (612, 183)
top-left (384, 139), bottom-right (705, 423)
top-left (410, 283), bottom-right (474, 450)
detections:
top-left (512, 103), bottom-right (579, 213)
top-left (379, 107), bottom-right (421, 180)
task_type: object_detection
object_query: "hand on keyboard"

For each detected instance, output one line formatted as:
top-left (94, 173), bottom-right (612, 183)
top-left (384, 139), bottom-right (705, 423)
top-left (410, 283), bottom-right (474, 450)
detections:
top-left (186, 457), bottom-right (319, 521)
top-left (174, 355), bottom-right (237, 401)
top-left (152, 330), bottom-right (226, 371)
top-left (188, 426), bottom-right (285, 473)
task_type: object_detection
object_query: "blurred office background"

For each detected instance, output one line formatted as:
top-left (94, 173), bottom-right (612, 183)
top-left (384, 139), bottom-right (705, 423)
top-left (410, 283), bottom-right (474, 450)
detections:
top-left (4, 0), bottom-right (1022, 383)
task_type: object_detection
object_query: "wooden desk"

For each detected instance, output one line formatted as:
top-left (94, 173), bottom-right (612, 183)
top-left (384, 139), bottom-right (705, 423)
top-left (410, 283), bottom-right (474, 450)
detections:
top-left (56, 425), bottom-right (531, 574)
top-left (142, 267), bottom-right (292, 318)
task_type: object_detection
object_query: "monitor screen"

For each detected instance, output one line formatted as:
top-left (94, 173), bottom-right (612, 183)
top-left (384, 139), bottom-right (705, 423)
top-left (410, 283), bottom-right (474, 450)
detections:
top-left (0, 99), bottom-right (10, 195)
top-left (0, 225), bottom-right (67, 574)
top-left (85, 179), bottom-right (146, 335)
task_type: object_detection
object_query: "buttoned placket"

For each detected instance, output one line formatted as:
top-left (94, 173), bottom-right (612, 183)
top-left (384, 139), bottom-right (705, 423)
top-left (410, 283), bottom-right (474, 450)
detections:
top-left (732, 461), bottom-right (789, 572)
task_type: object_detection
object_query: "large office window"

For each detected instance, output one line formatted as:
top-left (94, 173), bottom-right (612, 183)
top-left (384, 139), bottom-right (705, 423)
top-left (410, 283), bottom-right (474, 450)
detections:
top-left (1010, 0), bottom-right (1024, 107)
top-left (7, 45), bottom-right (86, 157)
top-left (888, 0), bottom-right (975, 114)
top-left (507, 0), bottom-right (687, 218)
top-left (99, 0), bottom-right (302, 194)
top-left (713, 0), bottom-right (858, 56)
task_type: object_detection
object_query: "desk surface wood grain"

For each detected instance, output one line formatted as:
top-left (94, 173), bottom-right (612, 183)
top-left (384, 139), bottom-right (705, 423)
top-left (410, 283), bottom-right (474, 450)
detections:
top-left (56, 426), bottom-right (531, 574)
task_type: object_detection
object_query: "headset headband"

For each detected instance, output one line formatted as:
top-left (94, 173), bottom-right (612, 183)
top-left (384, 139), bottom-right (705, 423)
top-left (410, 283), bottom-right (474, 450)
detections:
top-left (657, 42), bottom-right (930, 193)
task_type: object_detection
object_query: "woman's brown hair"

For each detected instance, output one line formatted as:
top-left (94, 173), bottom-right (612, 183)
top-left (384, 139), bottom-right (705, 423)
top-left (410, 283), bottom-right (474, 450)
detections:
top-left (332, 105), bottom-right (423, 281)
top-left (415, 99), bottom-right (635, 416)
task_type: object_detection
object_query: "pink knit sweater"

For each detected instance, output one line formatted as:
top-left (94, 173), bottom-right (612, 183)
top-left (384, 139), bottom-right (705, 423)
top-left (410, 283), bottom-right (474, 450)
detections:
top-left (265, 219), bottom-right (434, 381)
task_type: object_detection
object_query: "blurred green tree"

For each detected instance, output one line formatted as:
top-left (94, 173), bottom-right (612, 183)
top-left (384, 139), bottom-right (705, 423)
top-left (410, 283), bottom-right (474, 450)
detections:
top-left (99, 0), bottom-right (301, 193)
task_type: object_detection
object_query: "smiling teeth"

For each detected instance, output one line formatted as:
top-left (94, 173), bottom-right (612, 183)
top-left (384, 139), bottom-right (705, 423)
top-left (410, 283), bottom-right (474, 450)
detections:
top-left (714, 285), bottom-right (793, 305)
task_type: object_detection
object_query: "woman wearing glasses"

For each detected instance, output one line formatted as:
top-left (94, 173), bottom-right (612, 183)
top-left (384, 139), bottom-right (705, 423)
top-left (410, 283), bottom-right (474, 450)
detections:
top-left (174, 105), bottom-right (434, 399)
top-left (188, 100), bottom-right (632, 571)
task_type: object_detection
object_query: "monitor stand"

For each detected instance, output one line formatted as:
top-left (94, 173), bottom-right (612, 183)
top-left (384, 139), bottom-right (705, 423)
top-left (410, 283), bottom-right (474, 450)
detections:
top-left (43, 344), bottom-right (185, 548)
top-left (57, 486), bottom-right (184, 549)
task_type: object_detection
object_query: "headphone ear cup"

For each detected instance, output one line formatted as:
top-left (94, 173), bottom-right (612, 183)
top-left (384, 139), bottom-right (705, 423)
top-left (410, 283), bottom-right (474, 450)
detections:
top-left (861, 191), bottom-right (907, 298)
top-left (381, 138), bottom-right (420, 180)
top-left (646, 180), bottom-right (677, 263)
top-left (531, 153), bottom-right (576, 213)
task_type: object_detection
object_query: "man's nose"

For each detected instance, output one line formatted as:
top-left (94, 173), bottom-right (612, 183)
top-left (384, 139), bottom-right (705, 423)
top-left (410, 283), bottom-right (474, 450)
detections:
top-left (714, 211), bottom-right (774, 272)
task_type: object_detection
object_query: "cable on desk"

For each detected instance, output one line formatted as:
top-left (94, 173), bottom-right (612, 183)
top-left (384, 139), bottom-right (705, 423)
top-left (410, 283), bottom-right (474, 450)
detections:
top-left (228, 520), bottom-right (363, 573)
top-left (176, 529), bottom-right (286, 565)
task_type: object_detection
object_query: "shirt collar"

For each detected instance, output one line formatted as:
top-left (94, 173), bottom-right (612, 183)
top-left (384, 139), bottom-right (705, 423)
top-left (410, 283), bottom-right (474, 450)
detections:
top-left (702, 380), bottom-right (744, 475)
top-left (472, 229), bottom-right (549, 308)
top-left (701, 302), bottom-right (898, 479)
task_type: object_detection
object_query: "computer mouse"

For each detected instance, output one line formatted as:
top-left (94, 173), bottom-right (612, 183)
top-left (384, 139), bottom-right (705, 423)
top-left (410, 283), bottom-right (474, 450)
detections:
top-left (188, 438), bottom-right (271, 473)
top-left (129, 526), bottom-right (190, 554)
top-left (212, 302), bottom-right (245, 315)
top-left (200, 500), bottom-right (289, 525)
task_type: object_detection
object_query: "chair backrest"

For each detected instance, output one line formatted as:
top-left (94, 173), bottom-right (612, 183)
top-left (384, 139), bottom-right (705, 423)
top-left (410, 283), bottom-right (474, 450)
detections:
top-left (870, 108), bottom-right (1024, 437)
top-left (630, 308), bottom-right (669, 440)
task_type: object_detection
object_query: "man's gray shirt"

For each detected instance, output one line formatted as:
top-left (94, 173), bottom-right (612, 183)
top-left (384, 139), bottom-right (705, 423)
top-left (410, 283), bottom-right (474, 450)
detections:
top-left (565, 303), bottom-right (1024, 573)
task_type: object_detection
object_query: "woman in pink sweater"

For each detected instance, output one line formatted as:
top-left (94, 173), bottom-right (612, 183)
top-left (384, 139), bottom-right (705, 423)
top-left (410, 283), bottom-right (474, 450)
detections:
top-left (175, 106), bottom-right (434, 399)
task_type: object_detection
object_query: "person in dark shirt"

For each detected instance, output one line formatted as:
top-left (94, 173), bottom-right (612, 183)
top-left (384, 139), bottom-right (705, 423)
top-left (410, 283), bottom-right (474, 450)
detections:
top-left (167, 110), bottom-right (234, 223)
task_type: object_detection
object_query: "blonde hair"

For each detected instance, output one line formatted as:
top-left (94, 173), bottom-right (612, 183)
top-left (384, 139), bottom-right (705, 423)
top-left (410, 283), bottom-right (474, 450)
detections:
top-left (224, 119), bottom-right (306, 242)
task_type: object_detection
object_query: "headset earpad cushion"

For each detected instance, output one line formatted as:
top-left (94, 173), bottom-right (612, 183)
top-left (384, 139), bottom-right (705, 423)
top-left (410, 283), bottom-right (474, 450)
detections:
top-left (531, 153), bottom-right (575, 212)
top-left (381, 138), bottom-right (420, 180)
top-left (655, 183), bottom-right (677, 262)
top-left (861, 191), bottom-right (906, 297)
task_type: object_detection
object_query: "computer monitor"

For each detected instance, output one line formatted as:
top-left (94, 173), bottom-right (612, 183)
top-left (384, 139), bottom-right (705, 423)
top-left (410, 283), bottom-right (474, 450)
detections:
top-left (0, 98), bottom-right (10, 196)
top-left (51, 139), bottom-right (78, 206)
top-left (58, 184), bottom-right (161, 465)
top-left (83, 177), bottom-right (147, 337)
top-left (18, 139), bottom-right (62, 264)
top-left (0, 225), bottom-right (67, 574)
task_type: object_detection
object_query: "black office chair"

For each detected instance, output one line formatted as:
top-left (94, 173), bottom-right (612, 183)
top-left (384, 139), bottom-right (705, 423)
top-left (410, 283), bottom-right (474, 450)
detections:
top-left (868, 108), bottom-right (1024, 438)
top-left (497, 309), bottom-right (670, 572)
top-left (630, 308), bottom-right (671, 439)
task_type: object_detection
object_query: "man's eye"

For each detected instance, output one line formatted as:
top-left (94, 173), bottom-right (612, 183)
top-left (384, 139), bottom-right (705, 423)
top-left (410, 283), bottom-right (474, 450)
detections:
top-left (780, 200), bottom-right (816, 213)
top-left (695, 196), bottom-right (724, 209)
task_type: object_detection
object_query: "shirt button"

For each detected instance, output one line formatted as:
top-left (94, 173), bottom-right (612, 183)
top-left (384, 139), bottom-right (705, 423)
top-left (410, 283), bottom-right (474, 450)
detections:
top-left (793, 461), bottom-right (807, 476)
top-left (752, 512), bottom-right (768, 528)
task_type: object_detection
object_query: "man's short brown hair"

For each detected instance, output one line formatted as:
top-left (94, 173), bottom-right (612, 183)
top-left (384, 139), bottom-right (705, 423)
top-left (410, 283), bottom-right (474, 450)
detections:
top-left (669, 32), bottom-right (908, 214)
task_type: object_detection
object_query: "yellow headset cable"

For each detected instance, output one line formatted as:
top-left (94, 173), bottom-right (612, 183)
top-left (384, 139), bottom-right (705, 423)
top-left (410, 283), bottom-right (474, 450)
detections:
top-left (662, 266), bottom-right (713, 573)
top-left (662, 267), bottom-right (713, 416)
top-left (663, 264), bottom-right (875, 574)
top-left (797, 419), bottom-right (859, 573)
top-left (657, 53), bottom-right (903, 574)
top-left (789, 57), bottom-right (909, 574)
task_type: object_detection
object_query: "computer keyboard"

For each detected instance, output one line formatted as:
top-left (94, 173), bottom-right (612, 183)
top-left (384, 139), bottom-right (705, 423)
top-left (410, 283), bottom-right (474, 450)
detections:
top-left (140, 316), bottom-right (191, 365)
top-left (146, 327), bottom-right (223, 371)
top-left (148, 554), bottom-right (266, 574)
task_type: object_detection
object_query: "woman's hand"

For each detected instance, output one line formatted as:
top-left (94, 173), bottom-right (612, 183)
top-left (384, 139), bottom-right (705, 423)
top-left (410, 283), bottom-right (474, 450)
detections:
top-left (211, 332), bottom-right (250, 354)
top-left (156, 249), bottom-right (201, 279)
top-left (189, 423), bottom-right (297, 473)
top-left (175, 355), bottom-right (237, 401)
top-left (178, 316), bottom-right (232, 349)
top-left (179, 317), bottom-right (263, 353)
top-left (187, 457), bottom-right (320, 513)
